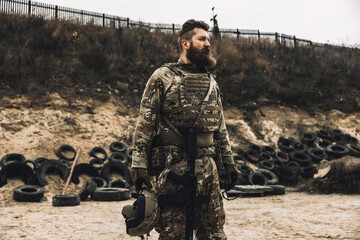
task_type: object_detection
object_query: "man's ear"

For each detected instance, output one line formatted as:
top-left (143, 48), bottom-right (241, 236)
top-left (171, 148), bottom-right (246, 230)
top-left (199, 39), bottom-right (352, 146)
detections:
top-left (181, 40), bottom-right (190, 50)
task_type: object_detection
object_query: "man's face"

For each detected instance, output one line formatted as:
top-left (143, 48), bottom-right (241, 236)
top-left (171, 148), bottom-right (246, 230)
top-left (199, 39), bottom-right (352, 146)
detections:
top-left (186, 28), bottom-right (216, 68)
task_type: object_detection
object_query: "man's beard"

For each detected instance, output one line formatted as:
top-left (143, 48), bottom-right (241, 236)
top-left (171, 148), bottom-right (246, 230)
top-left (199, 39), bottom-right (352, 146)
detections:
top-left (186, 43), bottom-right (217, 68)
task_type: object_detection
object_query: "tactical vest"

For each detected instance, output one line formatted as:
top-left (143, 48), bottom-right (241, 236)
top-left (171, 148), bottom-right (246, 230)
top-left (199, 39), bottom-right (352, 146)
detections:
top-left (161, 63), bottom-right (221, 133)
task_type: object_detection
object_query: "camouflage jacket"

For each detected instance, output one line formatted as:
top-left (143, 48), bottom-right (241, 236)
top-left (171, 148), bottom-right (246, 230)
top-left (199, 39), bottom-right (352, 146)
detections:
top-left (132, 58), bottom-right (234, 169)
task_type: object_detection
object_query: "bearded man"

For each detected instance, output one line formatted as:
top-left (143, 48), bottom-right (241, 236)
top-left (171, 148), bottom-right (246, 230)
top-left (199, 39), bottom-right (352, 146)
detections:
top-left (131, 19), bottom-right (238, 240)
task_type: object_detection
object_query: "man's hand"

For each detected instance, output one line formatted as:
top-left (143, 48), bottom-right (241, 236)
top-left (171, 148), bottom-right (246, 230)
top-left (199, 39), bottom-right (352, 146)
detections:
top-left (225, 164), bottom-right (238, 191)
top-left (133, 168), bottom-right (153, 192)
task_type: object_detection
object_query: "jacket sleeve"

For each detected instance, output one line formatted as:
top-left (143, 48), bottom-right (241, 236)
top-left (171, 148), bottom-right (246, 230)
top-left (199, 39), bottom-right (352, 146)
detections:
top-left (131, 73), bottom-right (162, 169)
top-left (213, 84), bottom-right (235, 166)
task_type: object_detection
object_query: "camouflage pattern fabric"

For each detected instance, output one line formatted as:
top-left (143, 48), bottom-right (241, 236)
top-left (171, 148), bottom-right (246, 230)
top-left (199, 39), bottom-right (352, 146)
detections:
top-left (132, 58), bottom-right (234, 169)
top-left (132, 58), bottom-right (234, 239)
top-left (155, 156), bottom-right (227, 240)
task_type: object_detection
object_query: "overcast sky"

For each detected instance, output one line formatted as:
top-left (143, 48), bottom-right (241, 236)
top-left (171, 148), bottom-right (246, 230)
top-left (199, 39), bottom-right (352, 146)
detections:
top-left (38, 0), bottom-right (360, 47)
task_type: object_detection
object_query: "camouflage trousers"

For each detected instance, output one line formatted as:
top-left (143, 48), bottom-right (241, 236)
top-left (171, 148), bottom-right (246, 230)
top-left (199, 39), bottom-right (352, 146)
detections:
top-left (155, 156), bottom-right (227, 240)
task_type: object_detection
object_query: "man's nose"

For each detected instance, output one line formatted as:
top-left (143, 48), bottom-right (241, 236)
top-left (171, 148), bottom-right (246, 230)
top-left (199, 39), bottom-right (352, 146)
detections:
top-left (204, 40), bottom-right (210, 47)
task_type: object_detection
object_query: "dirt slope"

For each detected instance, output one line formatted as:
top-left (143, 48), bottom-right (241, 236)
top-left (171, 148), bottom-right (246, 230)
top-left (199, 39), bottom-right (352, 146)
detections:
top-left (1, 94), bottom-right (360, 239)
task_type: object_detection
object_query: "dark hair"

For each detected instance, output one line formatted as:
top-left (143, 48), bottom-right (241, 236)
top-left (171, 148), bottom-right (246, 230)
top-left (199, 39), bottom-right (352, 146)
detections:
top-left (178, 19), bottom-right (209, 52)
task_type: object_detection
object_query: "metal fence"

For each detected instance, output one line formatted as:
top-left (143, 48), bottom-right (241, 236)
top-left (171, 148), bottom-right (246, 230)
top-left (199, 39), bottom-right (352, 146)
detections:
top-left (0, 0), bottom-right (332, 48)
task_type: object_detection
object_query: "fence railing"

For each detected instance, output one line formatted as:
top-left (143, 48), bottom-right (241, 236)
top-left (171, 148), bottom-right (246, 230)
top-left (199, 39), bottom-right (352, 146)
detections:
top-left (0, 0), bottom-right (338, 48)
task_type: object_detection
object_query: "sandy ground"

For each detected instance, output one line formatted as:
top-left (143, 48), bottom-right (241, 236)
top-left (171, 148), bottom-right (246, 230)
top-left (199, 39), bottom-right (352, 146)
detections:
top-left (1, 94), bottom-right (360, 239)
top-left (1, 182), bottom-right (359, 240)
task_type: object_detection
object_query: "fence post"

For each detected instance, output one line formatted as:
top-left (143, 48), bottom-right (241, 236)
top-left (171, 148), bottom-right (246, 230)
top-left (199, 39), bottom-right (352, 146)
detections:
top-left (275, 32), bottom-right (278, 43)
top-left (55, 5), bottom-right (58, 19)
top-left (172, 24), bottom-right (175, 34)
top-left (257, 30), bottom-right (260, 42)
top-left (127, 18), bottom-right (129, 28)
top-left (103, 13), bottom-right (105, 27)
top-left (293, 36), bottom-right (297, 47)
top-left (28, 0), bottom-right (31, 15)
top-left (81, 10), bottom-right (84, 24)
top-left (237, 29), bottom-right (240, 40)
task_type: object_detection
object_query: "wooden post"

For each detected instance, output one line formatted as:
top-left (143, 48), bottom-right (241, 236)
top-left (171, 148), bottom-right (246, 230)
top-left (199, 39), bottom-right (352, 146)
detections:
top-left (103, 13), bottom-right (105, 27)
top-left (81, 10), bottom-right (84, 24)
top-left (294, 36), bottom-right (297, 47)
top-left (172, 23), bottom-right (175, 34)
top-left (127, 17), bottom-right (129, 28)
top-left (237, 29), bottom-right (240, 40)
top-left (28, 0), bottom-right (31, 15)
top-left (275, 32), bottom-right (278, 43)
top-left (258, 30), bottom-right (260, 42)
top-left (62, 149), bottom-right (80, 195)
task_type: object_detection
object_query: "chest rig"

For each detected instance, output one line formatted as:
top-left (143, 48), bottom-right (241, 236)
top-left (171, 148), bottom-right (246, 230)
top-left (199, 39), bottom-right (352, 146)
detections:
top-left (161, 63), bottom-right (221, 133)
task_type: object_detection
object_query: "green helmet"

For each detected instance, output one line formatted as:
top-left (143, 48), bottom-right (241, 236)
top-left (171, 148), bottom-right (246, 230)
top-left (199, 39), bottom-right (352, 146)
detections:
top-left (122, 188), bottom-right (159, 236)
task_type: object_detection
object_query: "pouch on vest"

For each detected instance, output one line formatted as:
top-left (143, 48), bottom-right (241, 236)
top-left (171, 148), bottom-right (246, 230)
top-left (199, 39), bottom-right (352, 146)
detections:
top-left (147, 135), bottom-right (167, 176)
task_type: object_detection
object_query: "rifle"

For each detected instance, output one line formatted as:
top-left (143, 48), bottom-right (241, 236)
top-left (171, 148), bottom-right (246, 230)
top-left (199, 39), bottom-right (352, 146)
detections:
top-left (177, 125), bottom-right (198, 240)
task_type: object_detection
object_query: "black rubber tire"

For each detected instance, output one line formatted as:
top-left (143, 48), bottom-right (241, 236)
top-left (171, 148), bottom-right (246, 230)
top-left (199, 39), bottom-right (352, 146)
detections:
top-left (89, 147), bottom-right (108, 161)
top-left (13, 185), bottom-right (44, 202)
top-left (244, 149), bottom-right (260, 163)
top-left (317, 138), bottom-right (333, 149)
top-left (331, 133), bottom-right (344, 144)
top-left (109, 152), bottom-right (128, 164)
top-left (23, 160), bottom-right (37, 172)
top-left (289, 151), bottom-right (312, 167)
top-left (71, 163), bottom-right (100, 184)
top-left (348, 144), bottom-right (360, 157)
top-left (126, 149), bottom-right (133, 164)
top-left (331, 128), bottom-right (343, 136)
top-left (293, 142), bottom-right (306, 152)
top-left (36, 159), bottom-right (70, 187)
top-left (248, 172), bottom-right (268, 186)
top-left (272, 159), bottom-right (285, 169)
top-left (316, 130), bottom-right (333, 140)
top-left (55, 144), bottom-right (76, 161)
top-left (257, 160), bottom-right (275, 171)
top-left (52, 194), bottom-right (80, 207)
top-left (248, 144), bottom-right (263, 153)
top-left (257, 169), bottom-right (279, 185)
top-left (0, 162), bottom-right (35, 187)
top-left (89, 158), bottom-right (104, 170)
top-left (109, 141), bottom-right (127, 153)
top-left (275, 151), bottom-right (289, 162)
top-left (259, 152), bottom-right (273, 161)
top-left (235, 172), bottom-right (249, 185)
top-left (100, 161), bottom-right (133, 184)
top-left (262, 146), bottom-right (276, 157)
top-left (277, 166), bottom-right (298, 186)
top-left (265, 185), bottom-right (285, 195)
top-left (301, 166), bottom-right (318, 178)
top-left (90, 176), bottom-right (107, 188)
top-left (34, 157), bottom-right (49, 166)
top-left (285, 161), bottom-right (302, 176)
top-left (278, 141), bottom-right (293, 153)
top-left (91, 187), bottom-right (131, 201)
top-left (307, 148), bottom-right (327, 163)
top-left (326, 144), bottom-right (349, 159)
top-left (107, 179), bottom-right (130, 189)
top-left (236, 163), bottom-right (253, 174)
top-left (1, 153), bottom-right (26, 168)
top-left (79, 180), bottom-right (97, 201)
top-left (300, 132), bottom-right (316, 147)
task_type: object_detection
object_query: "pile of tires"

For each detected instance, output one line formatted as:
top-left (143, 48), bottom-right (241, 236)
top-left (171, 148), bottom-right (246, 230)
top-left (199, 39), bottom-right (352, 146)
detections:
top-left (233, 128), bottom-right (359, 188)
top-left (0, 141), bottom-right (136, 204)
